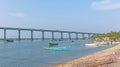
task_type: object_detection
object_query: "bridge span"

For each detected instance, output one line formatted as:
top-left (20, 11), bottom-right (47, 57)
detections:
top-left (0, 27), bottom-right (100, 40)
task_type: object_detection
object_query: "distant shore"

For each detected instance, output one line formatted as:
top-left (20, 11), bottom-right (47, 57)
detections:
top-left (56, 44), bottom-right (120, 67)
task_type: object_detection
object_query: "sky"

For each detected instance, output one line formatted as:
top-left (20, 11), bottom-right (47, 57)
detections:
top-left (1, 0), bottom-right (120, 33)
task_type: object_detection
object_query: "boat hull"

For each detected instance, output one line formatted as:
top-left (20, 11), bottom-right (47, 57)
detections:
top-left (43, 46), bottom-right (69, 51)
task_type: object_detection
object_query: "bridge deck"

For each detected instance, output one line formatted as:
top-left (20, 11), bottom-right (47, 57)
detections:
top-left (0, 27), bottom-right (100, 40)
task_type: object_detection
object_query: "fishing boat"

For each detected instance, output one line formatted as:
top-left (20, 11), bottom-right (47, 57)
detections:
top-left (6, 39), bottom-right (14, 42)
top-left (43, 42), bottom-right (70, 51)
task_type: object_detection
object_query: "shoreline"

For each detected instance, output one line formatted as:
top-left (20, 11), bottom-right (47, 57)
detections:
top-left (55, 44), bottom-right (120, 67)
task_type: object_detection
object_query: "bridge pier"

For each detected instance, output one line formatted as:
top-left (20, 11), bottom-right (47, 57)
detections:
top-left (82, 33), bottom-right (85, 39)
top-left (52, 32), bottom-right (54, 40)
top-left (18, 30), bottom-right (21, 40)
top-left (31, 30), bottom-right (33, 40)
top-left (42, 31), bottom-right (44, 40)
top-left (68, 33), bottom-right (71, 40)
top-left (61, 32), bottom-right (63, 40)
top-left (4, 29), bottom-right (6, 40)
top-left (76, 33), bottom-right (78, 40)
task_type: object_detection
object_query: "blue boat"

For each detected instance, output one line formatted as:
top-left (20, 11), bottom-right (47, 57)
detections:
top-left (43, 42), bottom-right (70, 51)
top-left (43, 46), bottom-right (70, 51)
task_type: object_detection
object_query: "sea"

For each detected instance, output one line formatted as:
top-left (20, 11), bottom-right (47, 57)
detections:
top-left (0, 40), bottom-right (114, 67)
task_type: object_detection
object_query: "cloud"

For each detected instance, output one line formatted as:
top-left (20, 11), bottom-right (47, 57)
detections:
top-left (91, 0), bottom-right (120, 10)
top-left (9, 12), bottom-right (26, 18)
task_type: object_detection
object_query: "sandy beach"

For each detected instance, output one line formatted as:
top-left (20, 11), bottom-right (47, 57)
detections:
top-left (56, 44), bottom-right (120, 67)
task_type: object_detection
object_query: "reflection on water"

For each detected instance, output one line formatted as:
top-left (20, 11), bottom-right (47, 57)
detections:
top-left (0, 40), bottom-right (113, 67)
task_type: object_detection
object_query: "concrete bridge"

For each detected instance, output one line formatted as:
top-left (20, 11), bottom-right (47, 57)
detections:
top-left (0, 27), bottom-right (99, 40)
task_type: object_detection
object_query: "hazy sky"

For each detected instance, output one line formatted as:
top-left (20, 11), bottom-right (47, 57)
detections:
top-left (1, 0), bottom-right (120, 33)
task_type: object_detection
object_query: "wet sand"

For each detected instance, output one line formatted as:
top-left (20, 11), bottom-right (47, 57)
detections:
top-left (56, 44), bottom-right (120, 67)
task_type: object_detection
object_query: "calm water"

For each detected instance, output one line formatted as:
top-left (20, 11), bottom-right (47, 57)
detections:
top-left (0, 40), bottom-right (114, 67)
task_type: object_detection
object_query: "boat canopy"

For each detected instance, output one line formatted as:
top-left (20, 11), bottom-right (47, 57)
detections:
top-left (49, 42), bottom-right (58, 47)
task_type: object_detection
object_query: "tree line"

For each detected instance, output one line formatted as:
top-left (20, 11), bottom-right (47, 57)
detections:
top-left (91, 32), bottom-right (120, 41)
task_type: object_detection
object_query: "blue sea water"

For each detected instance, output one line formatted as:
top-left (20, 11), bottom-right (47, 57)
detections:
top-left (0, 40), bottom-right (113, 67)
